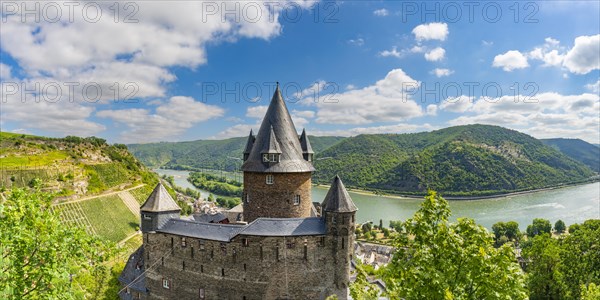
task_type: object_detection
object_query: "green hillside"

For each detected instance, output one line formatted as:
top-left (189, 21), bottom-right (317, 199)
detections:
top-left (314, 125), bottom-right (596, 196)
top-left (127, 135), bottom-right (345, 170)
top-left (0, 131), bottom-right (159, 200)
top-left (541, 138), bottom-right (600, 173)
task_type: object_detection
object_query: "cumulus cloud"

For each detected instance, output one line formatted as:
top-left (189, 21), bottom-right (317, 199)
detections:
top-left (373, 9), bottom-right (389, 16)
top-left (492, 50), bottom-right (529, 71)
top-left (379, 47), bottom-right (402, 58)
top-left (444, 92), bottom-right (600, 143)
top-left (412, 23), bottom-right (449, 41)
top-left (431, 68), bottom-right (454, 77)
top-left (585, 80), bottom-right (600, 93)
top-left (348, 38), bottom-right (365, 46)
top-left (0, 63), bottom-right (12, 79)
top-left (309, 123), bottom-right (436, 137)
top-left (97, 96), bottom-right (224, 142)
top-left (424, 47), bottom-right (445, 61)
top-left (303, 69), bottom-right (423, 124)
top-left (563, 34), bottom-right (600, 74)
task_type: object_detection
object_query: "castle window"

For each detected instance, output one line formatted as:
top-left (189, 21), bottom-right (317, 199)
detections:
top-left (244, 193), bottom-right (250, 203)
top-left (200, 264), bottom-right (204, 273)
top-left (143, 214), bottom-right (151, 220)
top-left (293, 195), bottom-right (301, 205)
top-left (341, 238), bottom-right (345, 249)
top-left (319, 236), bottom-right (326, 247)
top-left (162, 278), bottom-right (171, 289)
top-left (244, 263), bottom-right (247, 271)
top-left (171, 237), bottom-right (174, 248)
top-left (199, 240), bottom-right (205, 250)
top-left (221, 268), bottom-right (225, 276)
top-left (191, 247), bottom-right (194, 258)
top-left (221, 243), bottom-right (227, 255)
top-left (266, 174), bottom-right (274, 185)
top-left (182, 260), bottom-right (186, 270)
top-left (242, 238), bottom-right (249, 247)
top-left (199, 288), bottom-right (205, 299)
top-left (286, 242), bottom-right (295, 249)
top-left (307, 154), bottom-right (313, 161)
top-left (304, 245), bottom-right (308, 260)
top-left (263, 153), bottom-right (280, 162)
top-left (181, 237), bottom-right (187, 247)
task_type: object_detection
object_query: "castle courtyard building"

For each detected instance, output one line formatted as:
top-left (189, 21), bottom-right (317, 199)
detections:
top-left (119, 85), bottom-right (357, 299)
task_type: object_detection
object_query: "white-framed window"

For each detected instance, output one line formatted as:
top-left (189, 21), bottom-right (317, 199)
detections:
top-left (181, 237), bottom-right (187, 247)
top-left (199, 288), bottom-right (205, 299)
top-left (162, 278), bottom-right (170, 289)
top-left (307, 154), bottom-right (313, 161)
top-left (266, 174), bottom-right (274, 185)
top-left (293, 195), bottom-right (301, 205)
top-left (143, 214), bottom-right (151, 220)
top-left (245, 193), bottom-right (250, 203)
top-left (262, 153), bottom-right (280, 162)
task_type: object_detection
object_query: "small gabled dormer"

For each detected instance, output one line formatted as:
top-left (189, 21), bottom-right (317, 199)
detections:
top-left (140, 183), bottom-right (181, 233)
top-left (243, 129), bottom-right (255, 161)
top-left (299, 128), bottom-right (314, 162)
top-left (261, 125), bottom-right (282, 164)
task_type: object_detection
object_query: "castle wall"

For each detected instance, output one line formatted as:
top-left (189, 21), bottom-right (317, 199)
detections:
top-left (142, 230), bottom-right (352, 299)
top-left (243, 172), bottom-right (312, 223)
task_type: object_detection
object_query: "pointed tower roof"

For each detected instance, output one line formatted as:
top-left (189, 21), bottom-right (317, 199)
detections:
top-left (322, 176), bottom-right (357, 213)
top-left (261, 125), bottom-right (282, 154)
top-left (140, 183), bottom-right (181, 212)
top-left (299, 128), bottom-right (314, 154)
top-left (243, 129), bottom-right (255, 154)
top-left (242, 84), bottom-right (315, 173)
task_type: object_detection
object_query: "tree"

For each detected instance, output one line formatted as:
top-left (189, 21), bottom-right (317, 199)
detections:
top-left (554, 220), bottom-right (566, 234)
top-left (0, 188), bottom-right (115, 299)
top-left (558, 220), bottom-right (600, 298)
top-left (581, 283), bottom-right (600, 300)
top-left (357, 191), bottom-right (527, 299)
top-left (379, 219), bottom-right (383, 230)
top-left (522, 234), bottom-right (565, 299)
top-left (527, 218), bottom-right (552, 238)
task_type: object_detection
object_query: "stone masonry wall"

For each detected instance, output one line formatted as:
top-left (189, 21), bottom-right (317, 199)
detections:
top-left (243, 172), bottom-right (312, 223)
top-left (142, 229), bottom-right (353, 300)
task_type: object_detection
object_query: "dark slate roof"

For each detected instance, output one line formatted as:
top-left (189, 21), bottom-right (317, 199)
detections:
top-left (192, 212), bottom-right (228, 223)
top-left (243, 129), bottom-right (255, 154)
top-left (242, 84), bottom-right (315, 173)
top-left (261, 125), bottom-right (282, 154)
top-left (322, 176), bottom-right (358, 213)
top-left (140, 183), bottom-right (181, 212)
top-left (299, 129), bottom-right (314, 154)
top-left (118, 246), bottom-right (147, 295)
top-left (157, 218), bottom-right (244, 242)
top-left (239, 217), bottom-right (326, 236)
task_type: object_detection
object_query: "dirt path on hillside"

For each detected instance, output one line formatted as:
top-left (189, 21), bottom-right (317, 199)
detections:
top-left (54, 184), bottom-right (145, 206)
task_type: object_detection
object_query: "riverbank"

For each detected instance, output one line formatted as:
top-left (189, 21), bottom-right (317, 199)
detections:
top-left (314, 177), bottom-right (600, 201)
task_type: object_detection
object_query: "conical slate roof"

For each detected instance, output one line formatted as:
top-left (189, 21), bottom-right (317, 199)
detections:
top-left (243, 129), bottom-right (255, 154)
top-left (299, 128), bottom-right (314, 154)
top-left (140, 183), bottom-right (181, 212)
top-left (241, 85), bottom-right (315, 173)
top-left (322, 176), bottom-right (357, 213)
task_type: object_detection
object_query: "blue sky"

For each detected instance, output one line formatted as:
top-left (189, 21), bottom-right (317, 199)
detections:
top-left (0, 1), bottom-right (598, 143)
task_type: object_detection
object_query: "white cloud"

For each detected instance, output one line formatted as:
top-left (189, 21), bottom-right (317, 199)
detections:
top-left (445, 92), bottom-right (600, 143)
top-left (439, 96), bottom-right (475, 113)
top-left (410, 45), bottom-right (426, 53)
top-left (246, 105), bottom-right (269, 119)
top-left (424, 47), bottom-right (445, 61)
top-left (310, 123), bottom-right (436, 137)
top-left (431, 68), bottom-right (454, 77)
top-left (585, 80), bottom-right (600, 93)
top-left (563, 34), bottom-right (600, 74)
top-left (482, 40), bottom-right (494, 46)
top-left (348, 38), bottom-right (365, 46)
top-left (0, 63), bottom-right (12, 79)
top-left (379, 47), bottom-right (401, 58)
top-left (97, 96), bottom-right (224, 142)
top-left (292, 110), bottom-right (316, 118)
top-left (373, 9), bottom-right (389, 16)
top-left (492, 50), bottom-right (529, 71)
top-left (304, 69), bottom-right (423, 124)
top-left (426, 104), bottom-right (438, 116)
top-left (412, 23), bottom-right (449, 41)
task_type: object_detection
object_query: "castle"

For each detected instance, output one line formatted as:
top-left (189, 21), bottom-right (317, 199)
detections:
top-left (119, 85), bottom-right (358, 299)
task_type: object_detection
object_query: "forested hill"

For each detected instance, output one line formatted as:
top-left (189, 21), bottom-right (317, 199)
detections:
top-left (541, 138), bottom-right (600, 173)
top-left (313, 125), bottom-right (596, 196)
top-left (127, 136), bottom-right (345, 170)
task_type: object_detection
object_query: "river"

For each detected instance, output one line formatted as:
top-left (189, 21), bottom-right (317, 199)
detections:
top-left (154, 169), bottom-right (600, 229)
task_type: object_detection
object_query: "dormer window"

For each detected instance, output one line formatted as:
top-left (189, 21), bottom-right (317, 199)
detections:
top-left (262, 153), bottom-right (280, 163)
top-left (307, 154), bottom-right (313, 161)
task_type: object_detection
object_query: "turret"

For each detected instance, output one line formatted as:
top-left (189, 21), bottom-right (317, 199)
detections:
top-left (299, 128), bottom-right (314, 162)
top-left (241, 83), bottom-right (315, 222)
top-left (322, 176), bottom-right (357, 298)
top-left (140, 183), bottom-right (181, 233)
top-left (243, 129), bottom-right (255, 161)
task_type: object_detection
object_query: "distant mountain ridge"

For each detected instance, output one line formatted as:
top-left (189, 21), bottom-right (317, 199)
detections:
top-left (127, 136), bottom-right (345, 170)
top-left (541, 138), bottom-right (600, 173)
top-left (126, 125), bottom-right (598, 197)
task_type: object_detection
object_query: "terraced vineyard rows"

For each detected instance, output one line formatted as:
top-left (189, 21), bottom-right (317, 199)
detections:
top-left (52, 202), bottom-right (97, 236)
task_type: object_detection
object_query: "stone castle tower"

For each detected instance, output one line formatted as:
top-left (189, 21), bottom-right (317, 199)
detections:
top-left (119, 85), bottom-right (357, 300)
top-left (241, 84), bottom-right (315, 223)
